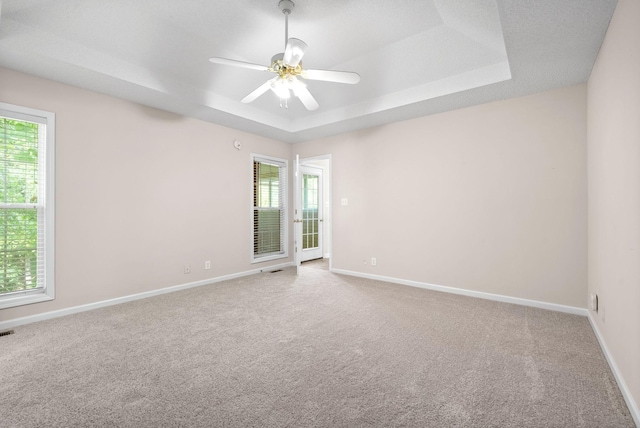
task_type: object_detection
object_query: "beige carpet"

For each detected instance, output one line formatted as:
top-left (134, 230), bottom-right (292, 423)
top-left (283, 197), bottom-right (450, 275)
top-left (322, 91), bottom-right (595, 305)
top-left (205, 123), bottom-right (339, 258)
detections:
top-left (0, 260), bottom-right (635, 427)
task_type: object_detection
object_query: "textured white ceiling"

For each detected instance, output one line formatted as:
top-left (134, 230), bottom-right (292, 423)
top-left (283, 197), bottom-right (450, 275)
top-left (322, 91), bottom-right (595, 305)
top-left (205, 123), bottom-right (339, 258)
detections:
top-left (0, 0), bottom-right (617, 143)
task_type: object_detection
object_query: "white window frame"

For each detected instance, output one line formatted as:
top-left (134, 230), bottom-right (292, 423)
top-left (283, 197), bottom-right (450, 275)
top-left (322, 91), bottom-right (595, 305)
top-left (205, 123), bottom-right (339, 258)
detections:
top-left (0, 102), bottom-right (55, 309)
top-left (251, 154), bottom-right (288, 263)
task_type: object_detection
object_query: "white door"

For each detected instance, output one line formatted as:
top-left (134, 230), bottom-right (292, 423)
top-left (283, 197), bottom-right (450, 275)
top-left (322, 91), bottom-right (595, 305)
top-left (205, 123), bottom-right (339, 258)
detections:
top-left (300, 165), bottom-right (323, 262)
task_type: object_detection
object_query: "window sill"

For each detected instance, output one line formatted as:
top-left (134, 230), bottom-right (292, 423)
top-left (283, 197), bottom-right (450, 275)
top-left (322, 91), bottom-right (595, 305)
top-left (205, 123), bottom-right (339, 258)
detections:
top-left (251, 253), bottom-right (289, 264)
top-left (0, 291), bottom-right (54, 310)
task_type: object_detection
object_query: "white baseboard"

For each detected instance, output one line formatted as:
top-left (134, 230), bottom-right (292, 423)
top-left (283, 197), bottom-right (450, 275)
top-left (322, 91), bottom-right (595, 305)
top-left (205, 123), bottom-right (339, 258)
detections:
top-left (0, 262), bottom-right (293, 331)
top-left (587, 313), bottom-right (640, 427)
top-left (331, 268), bottom-right (588, 315)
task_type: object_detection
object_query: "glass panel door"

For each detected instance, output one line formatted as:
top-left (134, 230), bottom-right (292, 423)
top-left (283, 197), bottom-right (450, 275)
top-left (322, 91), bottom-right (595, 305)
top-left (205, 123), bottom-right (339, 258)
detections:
top-left (300, 165), bottom-right (323, 261)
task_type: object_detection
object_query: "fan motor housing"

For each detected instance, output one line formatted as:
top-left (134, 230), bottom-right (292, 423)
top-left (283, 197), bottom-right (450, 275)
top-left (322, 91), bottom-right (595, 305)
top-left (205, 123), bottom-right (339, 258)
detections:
top-left (271, 53), bottom-right (285, 64)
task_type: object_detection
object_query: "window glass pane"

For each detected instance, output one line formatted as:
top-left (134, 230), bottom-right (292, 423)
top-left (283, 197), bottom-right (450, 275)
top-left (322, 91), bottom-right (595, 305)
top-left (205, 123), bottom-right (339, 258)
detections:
top-left (0, 208), bottom-right (39, 293)
top-left (1, 119), bottom-right (39, 204)
top-left (255, 162), bottom-right (280, 208)
top-left (254, 210), bottom-right (281, 255)
top-left (302, 174), bottom-right (319, 250)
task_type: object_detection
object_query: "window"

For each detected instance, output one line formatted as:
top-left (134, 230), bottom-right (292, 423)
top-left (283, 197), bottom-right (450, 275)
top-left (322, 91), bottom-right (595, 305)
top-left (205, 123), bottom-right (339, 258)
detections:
top-left (0, 103), bottom-right (55, 309)
top-left (252, 155), bottom-right (287, 262)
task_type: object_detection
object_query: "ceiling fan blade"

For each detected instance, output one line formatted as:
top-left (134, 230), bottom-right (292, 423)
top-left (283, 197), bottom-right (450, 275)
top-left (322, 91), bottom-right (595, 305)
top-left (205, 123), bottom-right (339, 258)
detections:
top-left (291, 79), bottom-right (319, 111)
top-left (283, 38), bottom-right (307, 67)
top-left (302, 69), bottom-right (361, 84)
top-left (241, 78), bottom-right (276, 103)
top-left (209, 57), bottom-right (270, 72)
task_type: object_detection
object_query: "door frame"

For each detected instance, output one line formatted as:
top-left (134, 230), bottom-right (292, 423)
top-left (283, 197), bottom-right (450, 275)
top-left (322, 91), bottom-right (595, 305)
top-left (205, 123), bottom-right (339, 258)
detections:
top-left (294, 154), bottom-right (332, 272)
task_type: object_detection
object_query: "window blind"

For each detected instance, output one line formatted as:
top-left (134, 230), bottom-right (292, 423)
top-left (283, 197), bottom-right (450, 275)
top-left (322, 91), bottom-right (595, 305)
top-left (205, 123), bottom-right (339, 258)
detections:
top-left (253, 156), bottom-right (287, 259)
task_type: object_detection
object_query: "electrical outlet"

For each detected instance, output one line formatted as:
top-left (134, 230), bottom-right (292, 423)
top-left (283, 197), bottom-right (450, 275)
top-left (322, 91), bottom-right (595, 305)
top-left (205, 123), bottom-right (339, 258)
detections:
top-left (371, 257), bottom-right (376, 266)
top-left (184, 264), bottom-right (191, 274)
top-left (205, 260), bottom-right (211, 270)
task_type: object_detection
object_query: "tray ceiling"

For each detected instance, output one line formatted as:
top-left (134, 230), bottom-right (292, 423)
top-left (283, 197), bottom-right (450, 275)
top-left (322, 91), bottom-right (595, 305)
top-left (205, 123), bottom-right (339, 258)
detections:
top-left (0, 0), bottom-right (617, 143)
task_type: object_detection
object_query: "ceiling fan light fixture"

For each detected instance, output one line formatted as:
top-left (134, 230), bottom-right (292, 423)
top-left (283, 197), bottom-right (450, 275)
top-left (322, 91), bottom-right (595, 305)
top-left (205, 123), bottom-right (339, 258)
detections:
top-left (283, 38), bottom-right (307, 67)
top-left (271, 78), bottom-right (291, 100)
top-left (208, 0), bottom-right (360, 111)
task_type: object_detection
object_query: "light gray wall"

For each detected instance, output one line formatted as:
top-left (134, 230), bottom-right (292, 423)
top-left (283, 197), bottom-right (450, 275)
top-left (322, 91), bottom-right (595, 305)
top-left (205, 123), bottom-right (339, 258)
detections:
top-left (294, 85), bottom-right (588, 308)
top-left (0, 70), bottom-right (589, 319)
top-left (587, 0), bottom-right (640, 417)
top-left (0, 67), bottom-right (292, 323)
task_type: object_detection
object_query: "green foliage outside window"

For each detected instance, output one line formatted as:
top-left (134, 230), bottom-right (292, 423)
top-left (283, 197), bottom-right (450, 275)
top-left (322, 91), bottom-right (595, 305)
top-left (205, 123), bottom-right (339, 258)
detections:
top-left (0, 118), bottom-right (40, 294)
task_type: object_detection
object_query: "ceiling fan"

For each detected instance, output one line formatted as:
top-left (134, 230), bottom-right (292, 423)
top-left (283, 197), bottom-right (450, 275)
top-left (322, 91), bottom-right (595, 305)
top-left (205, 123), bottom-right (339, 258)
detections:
top-left (209, 0), bottom-right (360, 111)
